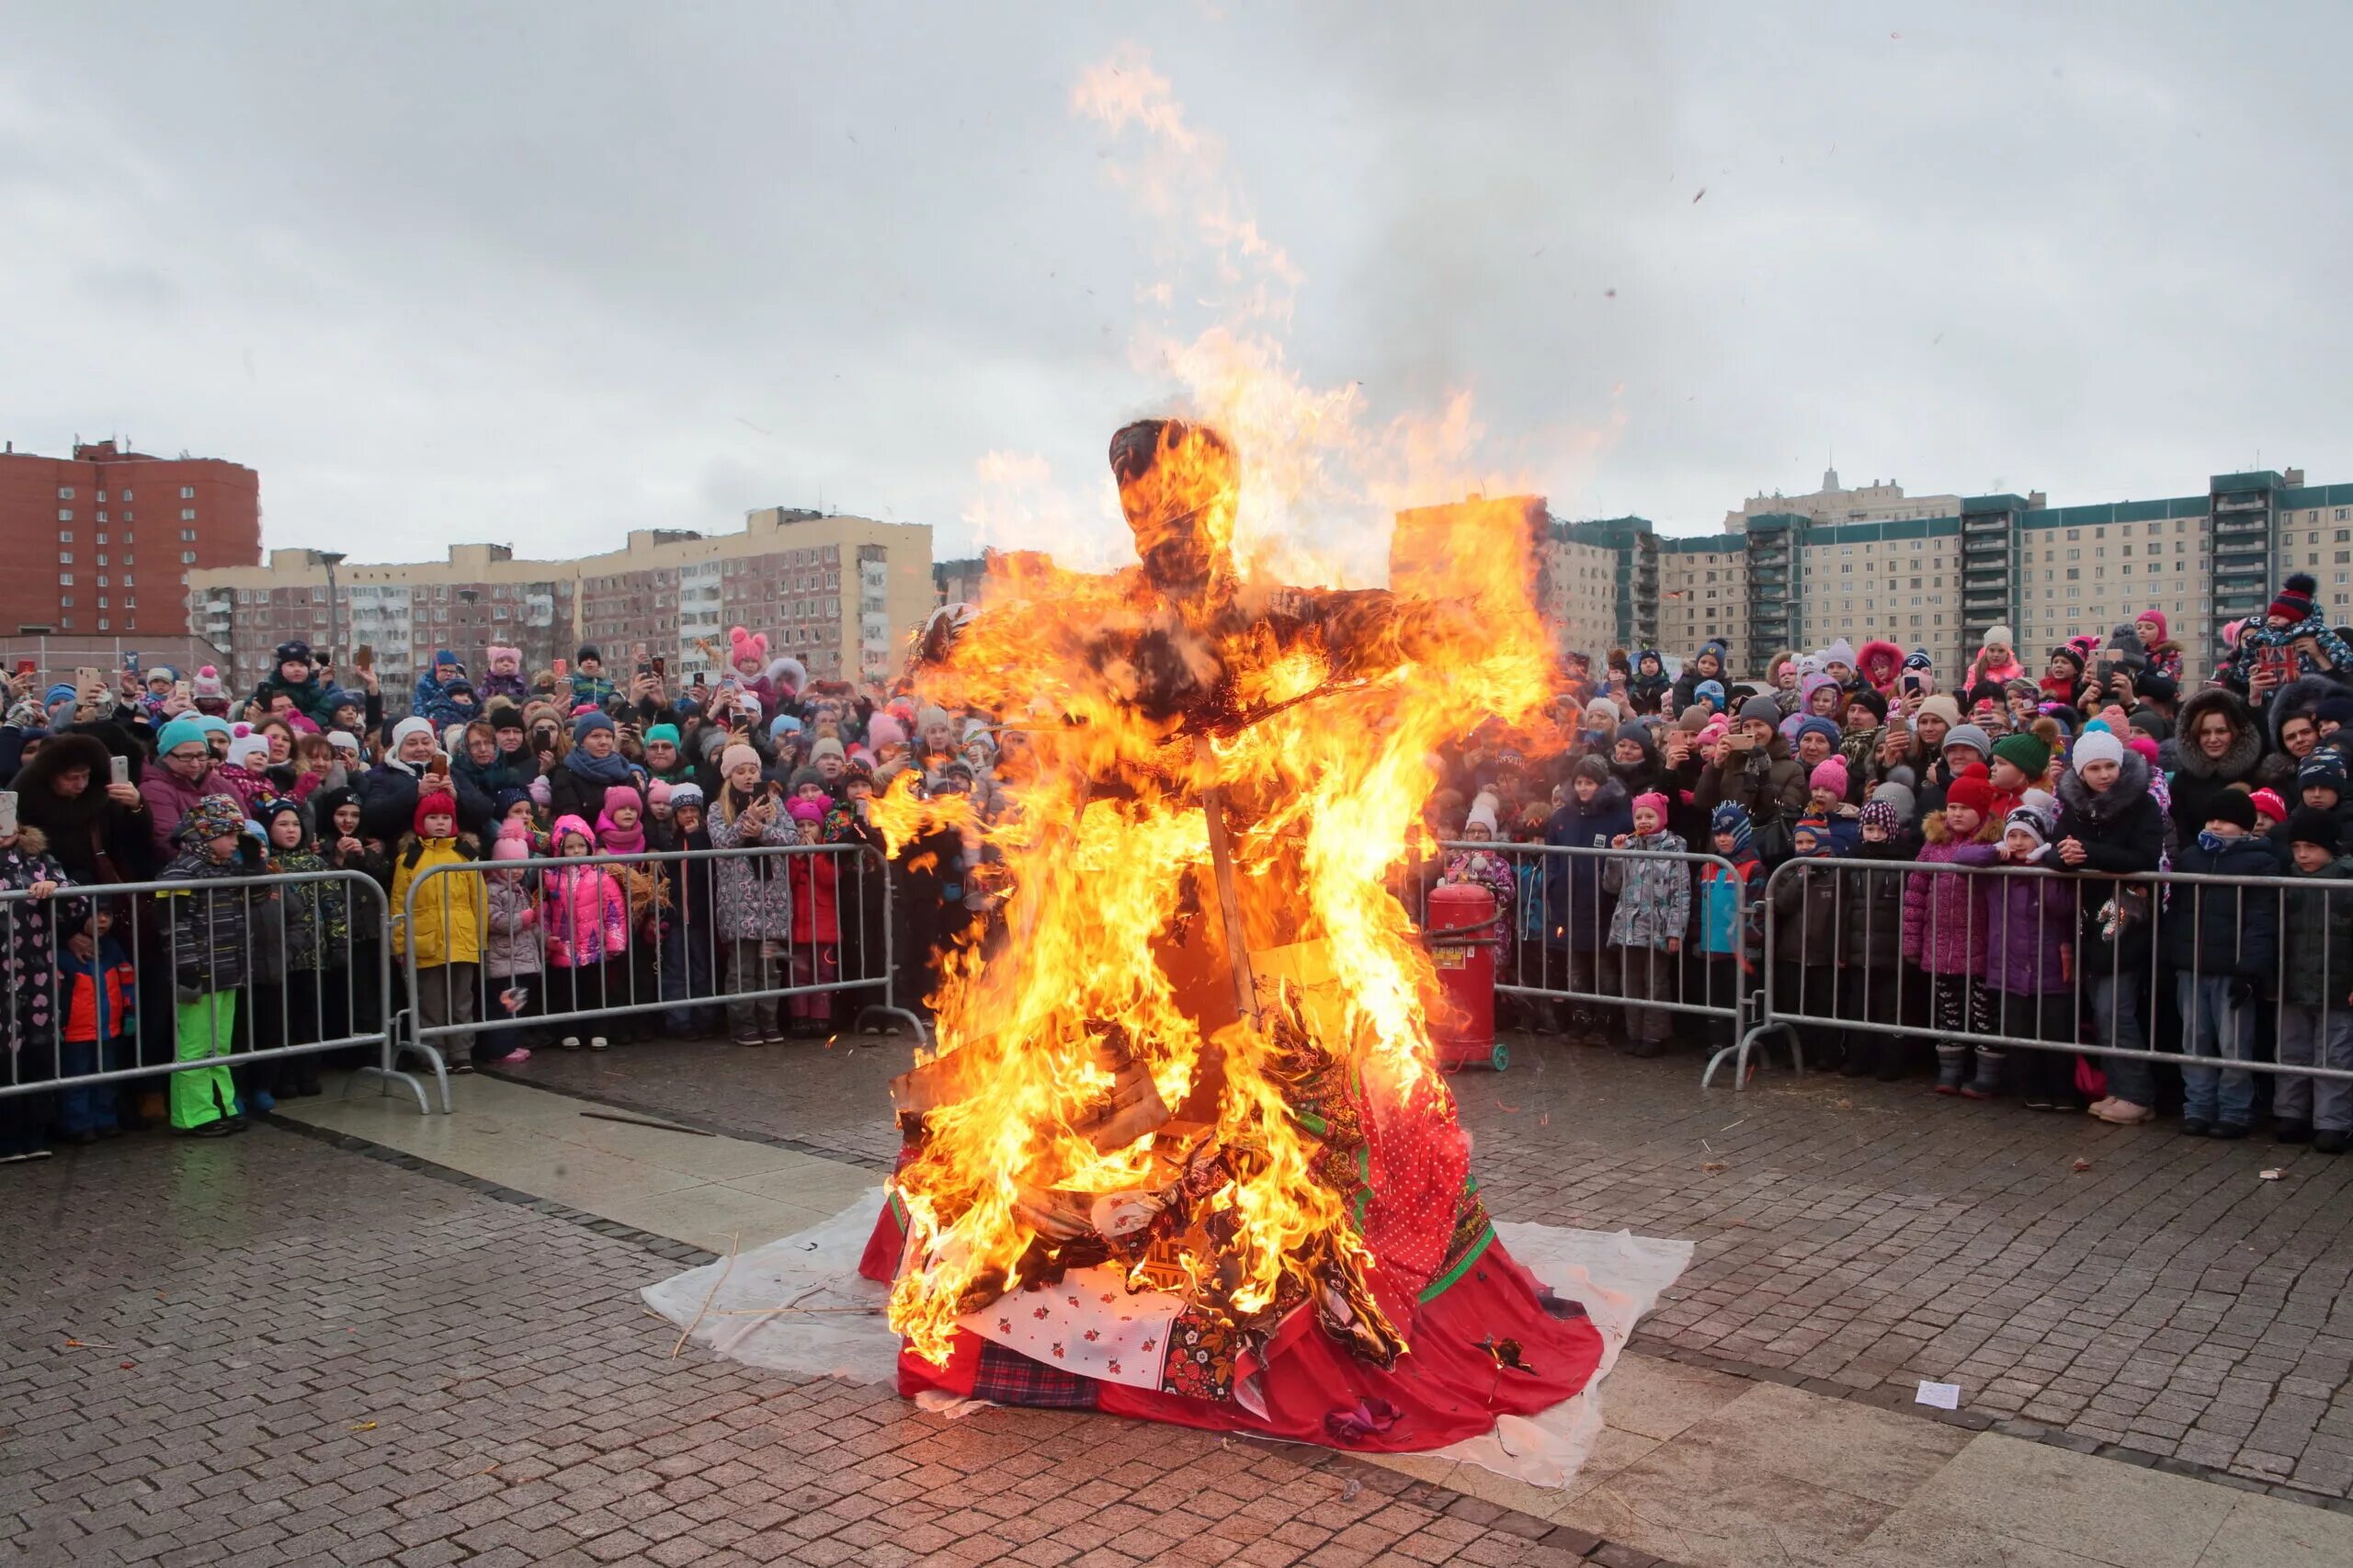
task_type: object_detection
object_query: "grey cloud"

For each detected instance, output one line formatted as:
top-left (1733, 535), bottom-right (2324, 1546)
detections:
top-left (0, 0), bottom-right (2346, 570)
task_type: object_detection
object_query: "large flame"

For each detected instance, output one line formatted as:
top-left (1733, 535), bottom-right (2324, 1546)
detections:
top-left (870, 47), bottom-right (1559, 1370)
top-left (872, 425), bottom-right (1552, 1365)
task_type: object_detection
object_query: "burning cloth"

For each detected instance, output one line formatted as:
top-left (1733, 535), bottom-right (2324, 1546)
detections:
top-left (858, 419), bottom-right (1604, 1450)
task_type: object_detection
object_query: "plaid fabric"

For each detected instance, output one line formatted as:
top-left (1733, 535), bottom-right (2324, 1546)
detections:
top-left (971, 1342), bottom-right (1098, 1409)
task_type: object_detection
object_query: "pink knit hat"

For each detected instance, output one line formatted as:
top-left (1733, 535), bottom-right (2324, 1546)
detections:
top-left (788, 795), bottom-right (828, 824)
top-left (1631, 790), bottom-right (1670, 818)
top-left (1810, 756), bottom-right (1848, 794)
top-left (491, 822), bottom-right (532, 861)
top-left (646, 779), bottom-right (672, 806)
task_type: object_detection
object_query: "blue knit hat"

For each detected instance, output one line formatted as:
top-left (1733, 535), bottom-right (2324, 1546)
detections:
top-left (1796, 716), bottom-right (1842, 748)
top-left (156, 716), bottom-right (210, 755)
top-left (571, 710), bottom-right (615, 742)
top-left (1710, 801), bottom-right (1754, 855)
top-left (2300, 749), bottom-right (2348, 790)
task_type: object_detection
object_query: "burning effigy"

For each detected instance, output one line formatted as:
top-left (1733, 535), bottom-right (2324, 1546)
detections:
top-left (856, 417), bottom-right (1604, 1449)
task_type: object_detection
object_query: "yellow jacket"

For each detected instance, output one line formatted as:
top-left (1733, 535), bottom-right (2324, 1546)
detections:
top-left (391, 837), bottom-right (487, 967)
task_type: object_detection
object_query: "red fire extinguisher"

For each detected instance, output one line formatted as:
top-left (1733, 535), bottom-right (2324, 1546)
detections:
top-left (1424, 881), bottom-right (1507, 1071)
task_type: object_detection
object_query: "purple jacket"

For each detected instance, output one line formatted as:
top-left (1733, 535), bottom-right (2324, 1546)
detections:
top-left (1980, 869), bottom-right (2073, 994)
top-left (137, 764), bottom-right (243, 860)
top-left (1901, 815), bottom-right (1999, 976)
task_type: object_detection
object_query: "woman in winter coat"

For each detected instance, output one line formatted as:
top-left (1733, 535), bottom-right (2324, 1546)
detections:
top-left (138, 716), bottom-right (244, 862)
top-left (2168, 687), bottom-right (2267, 841)
top-left (11, 730), bottom-right (156, 888)
top-left (1541, 756), bottom-right (1632, 1043)
top-left (2049, 730), bottom-right (2168, 1125)
top-left (359, 717), bottom-right (484, 844)
top-left (546, 710), bottom-right (648, 826)
top-left (705, 743), bottom-right (799, 1046)
top-left (1694, 698), bottom-right (1808, 857)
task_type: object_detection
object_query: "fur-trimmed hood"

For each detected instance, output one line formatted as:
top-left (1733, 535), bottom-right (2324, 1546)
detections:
top-left (2056, 748), bottom-right (2154, 824)
top-left (1857, 640), bottom-right (1904, 692)
top-left (2174, 687), bottom-right (2265, 782)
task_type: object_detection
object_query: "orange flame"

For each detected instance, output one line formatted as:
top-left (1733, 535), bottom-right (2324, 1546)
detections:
top-left (872, 49), bottom-right (1558, 1371)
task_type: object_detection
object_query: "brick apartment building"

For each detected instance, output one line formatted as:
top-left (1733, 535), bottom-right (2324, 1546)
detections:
top-left (188, 508), bottom-right (934, 712)
top-left (0, 439), bottom-right (260, 639)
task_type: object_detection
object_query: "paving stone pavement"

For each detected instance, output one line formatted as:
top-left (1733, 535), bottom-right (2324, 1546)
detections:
top-left (0, 1128), bottom-right (1618, 1566)
top-left (507, 1028), bottom-right (2353, 1500)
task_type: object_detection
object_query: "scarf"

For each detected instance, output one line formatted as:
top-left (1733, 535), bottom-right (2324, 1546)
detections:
top-left (597, 810), bottom-right (646, 855)
top-left (565, 744), bottom-right (639, 790)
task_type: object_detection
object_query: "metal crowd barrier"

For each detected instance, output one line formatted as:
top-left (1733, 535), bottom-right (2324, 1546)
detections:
top-left (397, 841), bottom-right (927, 1111)
top-left (0, 868), bottom-right (417, 1114)
top-left (1736, 855), bottom-right (2353, 1102)
top-left (1424, 840), bottom-right (1756, 1061)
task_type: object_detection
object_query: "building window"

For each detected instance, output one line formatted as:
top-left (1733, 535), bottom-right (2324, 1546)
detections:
top-left (182, 551), bottom-right (197, 564)
top-left (58, 530), bottom-right (72, 543)
top-left (179, 485), bottom-right (195, 499)
top-left (59, 574), bottom-right (73, 586)
top-left (180, 508), bottom-right (197, 521)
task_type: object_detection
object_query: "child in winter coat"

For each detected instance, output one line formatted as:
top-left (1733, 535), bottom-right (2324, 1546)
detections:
top-left (480, 644), bottom-right (529, 707)
top-left (479, 825), bottom-right (541, 1063)
top-left (0, 820), bottom-right (75, 1159)
top-left (597, 783), bottom-right (665, 1041)
top-left (784, 796), bottom-right (841, 1036)
top-left (1771, 811), bottom-right (1843, 1064)
top-left (2222, 574), bottom-right (2353, 700)
top-left (1984, 804), bottom-right (2079, 1108)
top-left (2277, 808), bottom-right (2353, 1153)
top-left (541, 813), bottom-right (629, 1050)
top-left (389, 790), bottom-right (487, 1070)
top-left (1904, 765), bottom-right (2003, 1095)
top-left (659, 783), bottom-right (721, 1036)
top-left (55, 906), bottom-right (133, 1143)
top-left (1603, 791), bottom-right (1688, 1056)
top-left (2161, 790), bottom-right (2281, 1137)
top-left (1440, 792), bottom-right (1517, 978)
top-left (157, 794), bottom-right (258, 1136)
top-left (1695, 803), bottom-right (1764, 1046)
top-left (246, 797), bottom-right (327, 1105)
top-left (1836, 799), bottom-right (1916, 1079)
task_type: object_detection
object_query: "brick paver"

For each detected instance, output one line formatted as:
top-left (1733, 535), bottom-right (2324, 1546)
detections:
top-left (0, 1129), bottom-right (1597, 1564)
top-left (509, 1028), bottom-right (2353, 1496)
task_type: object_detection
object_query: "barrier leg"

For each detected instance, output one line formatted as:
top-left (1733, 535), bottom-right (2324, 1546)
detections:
top-left (347, 1007), bottom-right (437, 1115)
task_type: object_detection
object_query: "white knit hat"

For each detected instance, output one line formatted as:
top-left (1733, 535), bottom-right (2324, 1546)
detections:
top-left (2072, 729), bottom-right (2125, 772)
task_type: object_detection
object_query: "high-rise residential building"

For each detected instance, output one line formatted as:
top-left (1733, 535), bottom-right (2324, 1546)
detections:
top-left (187, 509), bottom-right (933, 711)
top-left (0, 438), bottom-right (260, 639)
top-left (1398, 465), bottom-right (2353, 687)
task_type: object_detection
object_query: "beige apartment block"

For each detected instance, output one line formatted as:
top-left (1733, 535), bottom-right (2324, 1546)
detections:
top-left (188, 509), bottom-right (933, 706)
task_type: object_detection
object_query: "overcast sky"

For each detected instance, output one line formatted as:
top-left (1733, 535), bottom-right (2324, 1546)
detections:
top-left (4, 2), bottom-right (2347, 582)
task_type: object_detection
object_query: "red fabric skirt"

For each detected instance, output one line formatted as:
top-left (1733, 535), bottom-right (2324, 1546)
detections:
top-left (881, 1212), bottom-right (1603, 1453)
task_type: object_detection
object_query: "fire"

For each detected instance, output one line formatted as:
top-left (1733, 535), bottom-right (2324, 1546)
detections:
top-left (870, 418), bottom-right (1552, 1366)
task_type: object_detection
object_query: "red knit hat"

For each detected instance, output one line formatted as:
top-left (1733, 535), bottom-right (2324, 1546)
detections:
top-left (1944, 763), bottom-right (1995, 815)
top-left (414, 790), bottom-right (459, 835)
top-left (2270, 572), bottom-right (2318, 624)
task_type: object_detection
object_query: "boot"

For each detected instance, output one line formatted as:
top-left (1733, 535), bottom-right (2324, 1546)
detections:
top-left (1933, 1045), bottom-right (1967, 1096)
top-left (1958, 1047), bottom-right (2004, 1100)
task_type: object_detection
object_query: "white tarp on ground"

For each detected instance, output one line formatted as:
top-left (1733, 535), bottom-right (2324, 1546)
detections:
top-left (642, 1191), bottom-right (1691, 1490)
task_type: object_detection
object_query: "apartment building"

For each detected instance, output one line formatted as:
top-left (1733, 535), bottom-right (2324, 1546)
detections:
top-left (1397, 466), bottom-right (2353, 687)
top-left (188, 508), bottom-right (933, 710)
top-left (0, 438), bottom-right (260, 639)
